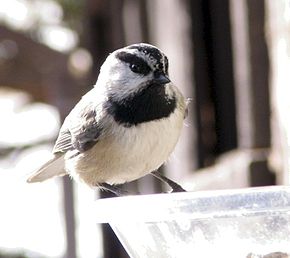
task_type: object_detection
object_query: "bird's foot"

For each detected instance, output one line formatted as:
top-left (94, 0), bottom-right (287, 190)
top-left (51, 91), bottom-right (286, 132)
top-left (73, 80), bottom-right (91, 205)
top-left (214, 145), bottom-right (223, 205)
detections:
top-left (151, 171), bottom-right (186, 193)
top-left (98, 183), bottom-right (132, 197)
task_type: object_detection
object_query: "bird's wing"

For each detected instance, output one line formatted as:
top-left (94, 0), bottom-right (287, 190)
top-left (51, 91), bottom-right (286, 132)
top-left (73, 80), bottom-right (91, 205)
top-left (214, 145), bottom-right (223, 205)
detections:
top-left (27, 154), bottom-right (66, 183)
top-left (27, 89), bottom-right (104, 183)
top-left (53, 94), bottom-right (103, 154)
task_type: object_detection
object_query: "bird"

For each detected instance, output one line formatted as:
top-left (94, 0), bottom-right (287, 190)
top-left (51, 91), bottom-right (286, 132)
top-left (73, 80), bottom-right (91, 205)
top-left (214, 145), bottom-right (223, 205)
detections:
top-left (27, 43), bottom-right (187, 195)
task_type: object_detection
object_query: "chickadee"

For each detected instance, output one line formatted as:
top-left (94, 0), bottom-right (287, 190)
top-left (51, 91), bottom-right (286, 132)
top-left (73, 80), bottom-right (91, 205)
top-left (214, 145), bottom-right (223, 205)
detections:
top-left (27, 43), bottom-right (187, 195)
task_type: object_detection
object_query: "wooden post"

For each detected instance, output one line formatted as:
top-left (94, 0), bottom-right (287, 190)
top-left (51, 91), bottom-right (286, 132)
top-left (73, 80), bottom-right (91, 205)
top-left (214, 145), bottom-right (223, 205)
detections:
top-left (230, 0), bottom-right (274, 186)
top-left (230, 0), bottom-right (271, 149)
top-left (266, 0), bottom-right (290, 184)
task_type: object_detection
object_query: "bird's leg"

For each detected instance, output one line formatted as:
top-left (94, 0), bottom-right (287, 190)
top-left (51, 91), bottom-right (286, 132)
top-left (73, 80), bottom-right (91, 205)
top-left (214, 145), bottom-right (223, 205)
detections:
top-left (151, 171), bottom-right (186, 193)
top-left (98, 183), bottom-right (130, 197)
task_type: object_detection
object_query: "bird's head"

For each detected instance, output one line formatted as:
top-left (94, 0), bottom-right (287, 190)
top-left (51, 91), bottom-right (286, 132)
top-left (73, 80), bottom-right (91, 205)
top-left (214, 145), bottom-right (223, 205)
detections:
top-left (96, 43), bottom-right (171, 101)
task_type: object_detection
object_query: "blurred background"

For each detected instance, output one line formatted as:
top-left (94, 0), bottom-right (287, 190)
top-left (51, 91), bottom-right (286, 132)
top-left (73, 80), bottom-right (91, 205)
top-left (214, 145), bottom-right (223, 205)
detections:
top-left (0, 0), bottom-right (290, 257)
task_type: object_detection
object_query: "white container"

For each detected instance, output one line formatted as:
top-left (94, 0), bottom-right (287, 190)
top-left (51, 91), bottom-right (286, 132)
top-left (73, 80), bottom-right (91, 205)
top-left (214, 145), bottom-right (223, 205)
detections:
top-left (94, 186), bottom-right (290, 258)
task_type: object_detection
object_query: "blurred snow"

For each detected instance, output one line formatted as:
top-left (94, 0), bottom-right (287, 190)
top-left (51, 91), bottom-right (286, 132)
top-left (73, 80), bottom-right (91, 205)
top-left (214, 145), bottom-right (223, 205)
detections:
top-left (0, 87), bottom-right (65, 257)
top-left (0, 0), bottom-right (32, 30)
top-left (0, 102), bottom-right (60, 148)
top-left (0, 143), bottom-right (66, 257)
top-left (0, 0), bottom-right (78, 52)
top-left (0, 87), bottom-right (103, 258)
top-left (38, 25), bottom-right (78, 52)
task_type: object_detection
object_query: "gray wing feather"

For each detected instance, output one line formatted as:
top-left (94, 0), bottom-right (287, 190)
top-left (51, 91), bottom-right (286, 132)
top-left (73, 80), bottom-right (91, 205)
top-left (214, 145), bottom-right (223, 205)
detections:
top-left (27, 89), bottom-right (103, 183)
top-left (27, 154), bottom-right (66, 183)
top-left (53, 129), bottom-right (72, 153)
top-left (53, 90), bottom-right (103, 154)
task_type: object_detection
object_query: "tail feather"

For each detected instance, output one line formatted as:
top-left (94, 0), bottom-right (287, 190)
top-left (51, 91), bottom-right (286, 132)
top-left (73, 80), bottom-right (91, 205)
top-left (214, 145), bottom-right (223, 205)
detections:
top-left (27, 154), bottom-right (67, 183)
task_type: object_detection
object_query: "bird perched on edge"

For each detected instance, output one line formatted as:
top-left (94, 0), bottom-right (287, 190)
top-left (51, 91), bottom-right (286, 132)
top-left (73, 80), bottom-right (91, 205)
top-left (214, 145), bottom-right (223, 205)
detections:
top-left (27, 43), bottom-right (187, 195)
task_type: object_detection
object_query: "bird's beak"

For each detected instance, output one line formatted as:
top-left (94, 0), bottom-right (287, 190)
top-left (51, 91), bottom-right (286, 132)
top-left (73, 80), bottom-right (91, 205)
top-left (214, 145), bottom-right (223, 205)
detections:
top-left (153, 72), bottom-right (171, 85)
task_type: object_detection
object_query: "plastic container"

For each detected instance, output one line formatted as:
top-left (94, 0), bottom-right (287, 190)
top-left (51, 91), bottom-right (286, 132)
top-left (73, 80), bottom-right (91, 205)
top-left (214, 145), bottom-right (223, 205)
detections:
top-left (94, 186), bottom-right (290, 258)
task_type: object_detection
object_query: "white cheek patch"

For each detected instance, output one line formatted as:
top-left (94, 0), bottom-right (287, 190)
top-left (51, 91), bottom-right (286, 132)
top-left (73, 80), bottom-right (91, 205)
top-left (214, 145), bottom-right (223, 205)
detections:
top-left (114, 79), bottom-right (149, 101)
top-left (104, 59), bottom-right (151, 98)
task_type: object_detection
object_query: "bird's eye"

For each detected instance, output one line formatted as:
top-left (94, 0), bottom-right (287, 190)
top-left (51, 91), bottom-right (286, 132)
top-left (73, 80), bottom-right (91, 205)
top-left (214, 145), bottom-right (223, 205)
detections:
top-left (129, 63), bottom-right (141, 73)
top-left (117, 52), bottom-right (151, 75)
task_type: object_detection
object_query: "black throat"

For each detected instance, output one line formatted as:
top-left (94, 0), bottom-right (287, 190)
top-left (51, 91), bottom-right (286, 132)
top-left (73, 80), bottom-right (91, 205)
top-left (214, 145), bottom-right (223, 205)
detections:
top-left (105, 84), bottom-right (176, 126)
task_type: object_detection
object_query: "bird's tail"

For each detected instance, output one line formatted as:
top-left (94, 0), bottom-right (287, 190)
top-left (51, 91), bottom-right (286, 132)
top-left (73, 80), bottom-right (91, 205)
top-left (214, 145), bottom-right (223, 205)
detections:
top-left (27, 154), bottom-right (67, 183)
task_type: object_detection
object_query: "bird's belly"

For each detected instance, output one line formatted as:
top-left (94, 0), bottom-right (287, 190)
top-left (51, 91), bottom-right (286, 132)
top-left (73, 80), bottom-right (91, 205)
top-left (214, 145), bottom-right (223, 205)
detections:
top-left (66, 109), bottom-right (184, 186)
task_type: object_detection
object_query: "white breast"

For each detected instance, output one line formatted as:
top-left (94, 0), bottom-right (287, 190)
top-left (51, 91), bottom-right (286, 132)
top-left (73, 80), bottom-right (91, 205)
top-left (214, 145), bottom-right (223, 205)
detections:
top-left (65, 97), bottom-right (186, 187)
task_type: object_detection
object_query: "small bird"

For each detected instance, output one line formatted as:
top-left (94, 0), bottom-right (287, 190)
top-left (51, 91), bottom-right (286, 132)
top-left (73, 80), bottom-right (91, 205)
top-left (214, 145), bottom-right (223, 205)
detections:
top-left (27, 43), bottom-right (187, 195)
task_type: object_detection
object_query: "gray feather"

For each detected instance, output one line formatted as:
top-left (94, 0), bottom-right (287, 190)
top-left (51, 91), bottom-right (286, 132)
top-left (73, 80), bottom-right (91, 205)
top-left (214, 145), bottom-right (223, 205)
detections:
top-left (27, 154), bottom-right (66, 183)
top-left (53, 89), bottom-right (102, 154)
top-left (27, 90), bottom-right (104, 183)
